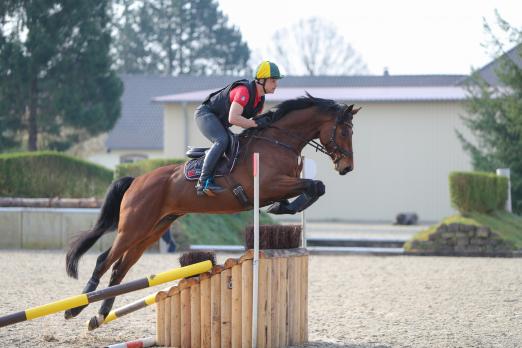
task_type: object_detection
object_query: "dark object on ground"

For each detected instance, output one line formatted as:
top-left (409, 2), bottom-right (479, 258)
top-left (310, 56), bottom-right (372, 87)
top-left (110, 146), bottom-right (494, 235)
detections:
top-left (244, 224), bottom-right (301, 249)
top-left (179, 251), bottom-right (217, 267)
top-left (395, 212), bottom-right (418, 225)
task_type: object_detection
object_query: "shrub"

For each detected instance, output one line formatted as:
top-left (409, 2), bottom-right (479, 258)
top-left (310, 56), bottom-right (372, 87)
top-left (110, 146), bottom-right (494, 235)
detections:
top-left (114, 158), bottom-right (185, 178)
top-left (0, 151), bottom-right (113, 198)
top-left (449, 171), bottom-right (508, 213)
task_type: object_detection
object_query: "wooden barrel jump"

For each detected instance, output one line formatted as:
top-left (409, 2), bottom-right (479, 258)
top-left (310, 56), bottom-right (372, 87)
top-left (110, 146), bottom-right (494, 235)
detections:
top-left (155, 247), bottom-right (308, 348)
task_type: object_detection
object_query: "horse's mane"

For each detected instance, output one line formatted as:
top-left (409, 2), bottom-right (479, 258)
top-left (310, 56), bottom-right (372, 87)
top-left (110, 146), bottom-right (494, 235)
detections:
top-left (262, 92), bottom-right (342, 122)
top-left (241, 93), bottom-right (343, 136)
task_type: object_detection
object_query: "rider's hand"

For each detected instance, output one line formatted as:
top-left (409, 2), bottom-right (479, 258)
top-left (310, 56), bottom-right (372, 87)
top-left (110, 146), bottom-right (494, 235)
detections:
top-left (255, 116), bottom-right (271, 129)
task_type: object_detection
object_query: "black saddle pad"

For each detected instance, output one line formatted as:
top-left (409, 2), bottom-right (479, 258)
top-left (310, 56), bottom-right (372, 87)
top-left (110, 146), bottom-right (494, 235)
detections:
top-left (184, 135), bottom-right (240, 181)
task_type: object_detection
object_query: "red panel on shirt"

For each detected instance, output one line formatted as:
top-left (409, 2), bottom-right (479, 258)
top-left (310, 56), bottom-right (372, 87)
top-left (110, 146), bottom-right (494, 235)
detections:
top-left (229, 85), bottom-right (261, 108)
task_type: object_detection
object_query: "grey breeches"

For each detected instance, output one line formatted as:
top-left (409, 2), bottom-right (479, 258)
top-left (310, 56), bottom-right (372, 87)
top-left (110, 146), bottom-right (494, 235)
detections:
top-left (195, 105), bottom-right (230, 178)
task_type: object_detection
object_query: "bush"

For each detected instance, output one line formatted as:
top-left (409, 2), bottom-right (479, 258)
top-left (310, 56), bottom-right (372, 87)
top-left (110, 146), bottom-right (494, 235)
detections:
top-left (449, 171), bottom-right (508, 213)
top-left (0, 151), bottom-right (113, 198)
top-left (114, 158), bottom-right (185, 178)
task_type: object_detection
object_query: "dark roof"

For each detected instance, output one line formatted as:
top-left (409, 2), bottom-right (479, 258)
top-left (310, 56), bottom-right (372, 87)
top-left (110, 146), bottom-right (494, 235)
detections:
top-left (107, 75), bottom-right (237, 150)
top-left (472, 44), bottom-right (522, 86)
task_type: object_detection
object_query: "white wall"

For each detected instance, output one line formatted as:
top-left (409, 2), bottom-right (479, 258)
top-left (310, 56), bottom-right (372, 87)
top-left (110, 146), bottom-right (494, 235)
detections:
top-left (163, 100), bottom-right (474, 222)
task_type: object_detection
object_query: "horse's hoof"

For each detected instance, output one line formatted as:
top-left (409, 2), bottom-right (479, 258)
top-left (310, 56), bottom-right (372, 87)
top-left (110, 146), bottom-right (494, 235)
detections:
top-left (64, 309), bottom-right (74, 320)
top-left (87, 314), bottom-right (104, 331)
top-left (267, 200), bottom-right (294, 214)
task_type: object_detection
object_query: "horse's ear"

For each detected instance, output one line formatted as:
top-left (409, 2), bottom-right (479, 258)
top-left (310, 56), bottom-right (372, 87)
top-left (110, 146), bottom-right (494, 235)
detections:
top-left (346, 104), bottom-right (354, 112)
top-left (352, 106), bottom-right (362, 115)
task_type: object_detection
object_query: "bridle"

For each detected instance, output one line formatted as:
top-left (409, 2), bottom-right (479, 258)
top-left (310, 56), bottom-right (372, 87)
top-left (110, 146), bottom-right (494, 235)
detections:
top-left (309, 114), bottom-right (354, 163)
top-left (249, 111), bottom-right (354, 163)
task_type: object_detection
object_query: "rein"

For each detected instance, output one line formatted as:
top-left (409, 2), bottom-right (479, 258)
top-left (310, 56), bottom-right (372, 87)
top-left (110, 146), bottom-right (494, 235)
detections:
top-left (254, 119), bottom-right (353, 163)
top-left (249, 133), bottom-right (300, 156)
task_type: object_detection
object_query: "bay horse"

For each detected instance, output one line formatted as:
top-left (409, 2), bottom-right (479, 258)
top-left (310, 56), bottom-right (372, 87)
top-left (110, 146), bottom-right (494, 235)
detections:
top-left (64, 93), bottom-right (359, 328)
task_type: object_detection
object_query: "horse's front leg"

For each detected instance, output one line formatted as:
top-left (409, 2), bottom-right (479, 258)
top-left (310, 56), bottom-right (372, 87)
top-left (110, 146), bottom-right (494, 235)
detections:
top-left (266, 178), bottom-right (325, 215)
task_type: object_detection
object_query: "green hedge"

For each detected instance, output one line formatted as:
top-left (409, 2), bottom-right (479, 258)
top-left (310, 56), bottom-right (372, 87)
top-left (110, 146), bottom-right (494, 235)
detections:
top-left (449, 171), bottom-right (508, 213)
top-left (114, 158), bottom-right (185, 179)
top-left (0, 151), bottom-right (113, 198)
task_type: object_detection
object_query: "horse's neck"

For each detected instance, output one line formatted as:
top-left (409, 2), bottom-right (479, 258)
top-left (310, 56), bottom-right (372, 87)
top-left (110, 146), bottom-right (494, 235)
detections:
top-left (270, 108), bottom-right (322, 152)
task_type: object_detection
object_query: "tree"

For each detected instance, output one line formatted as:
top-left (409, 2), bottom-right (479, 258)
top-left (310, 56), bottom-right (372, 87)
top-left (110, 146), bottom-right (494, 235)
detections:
top-left (0, 0), bottom-right (122, 151)
top-left (268, 17), bottom-right (368, 76)
top-left (112, 0), bottom-right (250, 76)
top-left (457, 12), bottom-right (522, 213)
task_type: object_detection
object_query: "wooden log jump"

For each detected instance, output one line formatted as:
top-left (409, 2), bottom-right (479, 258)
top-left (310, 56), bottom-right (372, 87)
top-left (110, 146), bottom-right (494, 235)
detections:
top-left (0, 260), bottom-right (212, 328)
top-left (155, 248), bottom-right (308, 348)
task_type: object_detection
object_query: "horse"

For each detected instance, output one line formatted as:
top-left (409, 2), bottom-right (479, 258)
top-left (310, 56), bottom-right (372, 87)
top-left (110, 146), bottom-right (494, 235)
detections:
top-left (64, 93), bottom-right (360, 329)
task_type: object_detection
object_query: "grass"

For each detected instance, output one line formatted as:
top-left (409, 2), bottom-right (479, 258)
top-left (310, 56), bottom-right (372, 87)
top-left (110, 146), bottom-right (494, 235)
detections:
top-left (171, 211), bottom-right (276, 250)
top-left (405, 211), bottom-right (522, 250)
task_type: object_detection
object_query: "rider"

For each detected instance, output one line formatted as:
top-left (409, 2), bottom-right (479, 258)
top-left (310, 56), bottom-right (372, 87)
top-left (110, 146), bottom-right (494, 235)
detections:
top-left (194, 60), bottom-right (284, 196)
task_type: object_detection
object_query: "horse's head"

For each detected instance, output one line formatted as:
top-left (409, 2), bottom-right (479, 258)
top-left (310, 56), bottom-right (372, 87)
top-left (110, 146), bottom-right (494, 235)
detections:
top-left (318, 104), bottom-right (360, 175)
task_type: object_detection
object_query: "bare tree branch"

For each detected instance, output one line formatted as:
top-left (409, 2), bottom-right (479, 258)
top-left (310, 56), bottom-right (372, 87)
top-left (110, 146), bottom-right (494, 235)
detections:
top-left (269, 17), bottom-right (368, 75)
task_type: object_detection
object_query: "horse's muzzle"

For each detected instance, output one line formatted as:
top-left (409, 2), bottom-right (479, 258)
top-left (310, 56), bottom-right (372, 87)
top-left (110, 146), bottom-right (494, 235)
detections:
top-left (339, 165), bottom-right (353, 175)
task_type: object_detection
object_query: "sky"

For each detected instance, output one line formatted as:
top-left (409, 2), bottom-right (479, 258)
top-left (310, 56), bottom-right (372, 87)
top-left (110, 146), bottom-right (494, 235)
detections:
top-left (217, 0), bottom-right (521, 76)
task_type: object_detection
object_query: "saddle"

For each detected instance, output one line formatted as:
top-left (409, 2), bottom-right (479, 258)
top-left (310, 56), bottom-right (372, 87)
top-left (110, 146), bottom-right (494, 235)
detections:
top-left (183, 133), bottom-right (240, 181)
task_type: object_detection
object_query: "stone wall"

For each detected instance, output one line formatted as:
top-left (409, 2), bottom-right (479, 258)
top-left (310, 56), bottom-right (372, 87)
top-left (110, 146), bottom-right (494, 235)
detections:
top-left (408, 223), bottom-right (513, 256)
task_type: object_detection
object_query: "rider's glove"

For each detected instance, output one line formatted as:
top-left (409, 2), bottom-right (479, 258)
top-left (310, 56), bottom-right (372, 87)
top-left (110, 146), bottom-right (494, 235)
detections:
top-left (255, 116), bottom-right (271, 129)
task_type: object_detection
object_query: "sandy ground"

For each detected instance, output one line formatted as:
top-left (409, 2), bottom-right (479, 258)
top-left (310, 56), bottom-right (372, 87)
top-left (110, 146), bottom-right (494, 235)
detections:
top-left (0, 250), bottom-right (521, 348)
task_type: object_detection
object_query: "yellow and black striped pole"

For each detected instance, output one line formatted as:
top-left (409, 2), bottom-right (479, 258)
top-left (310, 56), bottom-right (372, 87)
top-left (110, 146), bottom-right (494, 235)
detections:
top-left (0, 260), bottom-right (212, 328)
top-left (89, 290), bottom-right (161, 331)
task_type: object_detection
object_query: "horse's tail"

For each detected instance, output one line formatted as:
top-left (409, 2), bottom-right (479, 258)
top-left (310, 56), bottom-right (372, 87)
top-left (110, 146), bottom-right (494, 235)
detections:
top-left (66, 176), bottom-right (135, 279)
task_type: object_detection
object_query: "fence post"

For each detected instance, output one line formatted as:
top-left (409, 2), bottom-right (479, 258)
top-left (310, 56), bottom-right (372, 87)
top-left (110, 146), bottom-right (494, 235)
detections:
top-left (496, 168), bottom-right (512, 213)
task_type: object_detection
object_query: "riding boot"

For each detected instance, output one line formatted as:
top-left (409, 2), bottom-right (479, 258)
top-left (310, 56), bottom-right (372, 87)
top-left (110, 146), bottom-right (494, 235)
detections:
top-left (196, 144), bottom-right (226, 196)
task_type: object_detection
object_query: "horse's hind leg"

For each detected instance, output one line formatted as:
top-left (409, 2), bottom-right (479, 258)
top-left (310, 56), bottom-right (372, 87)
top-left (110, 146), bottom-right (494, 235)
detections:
top-left (64, 220), bottom-right (152, 320)
top-left (85, 243), bottom-right (146, 330)
top-left (88, 218), bottom-right (177, 330)
top-left (64, 248), bottom-right (111, 319)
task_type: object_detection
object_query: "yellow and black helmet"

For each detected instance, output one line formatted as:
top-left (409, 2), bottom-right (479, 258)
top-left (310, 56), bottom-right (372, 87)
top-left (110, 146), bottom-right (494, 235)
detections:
top-left (255, 61), bottom-right (284, 80)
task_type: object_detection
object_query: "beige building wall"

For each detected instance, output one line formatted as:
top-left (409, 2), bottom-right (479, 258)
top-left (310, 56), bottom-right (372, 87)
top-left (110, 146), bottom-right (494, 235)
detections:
top-left (164, 102), bottom-right (279, 157)
top-left (162, 100), bottom-right (474, 222)
top-left (301, 101), bottom-right (473, 222)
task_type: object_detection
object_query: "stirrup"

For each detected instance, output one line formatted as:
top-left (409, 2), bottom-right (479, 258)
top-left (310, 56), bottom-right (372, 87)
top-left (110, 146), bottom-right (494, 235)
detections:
top-left (203, 178), bottom-right (224, 196)
top-left (196, 178), bottom-right (224, 197)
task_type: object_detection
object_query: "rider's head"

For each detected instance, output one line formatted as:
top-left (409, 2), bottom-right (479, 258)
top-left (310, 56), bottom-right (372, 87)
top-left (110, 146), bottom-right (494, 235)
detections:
top-left (255, 61), bottom-right (283, 94)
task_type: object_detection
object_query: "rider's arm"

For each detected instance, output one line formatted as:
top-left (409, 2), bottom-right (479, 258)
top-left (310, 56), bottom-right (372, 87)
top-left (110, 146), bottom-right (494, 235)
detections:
top-left (228, 102), bottom-right (257, 128)
top-left (229, 102), bottom-right (257, 128)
